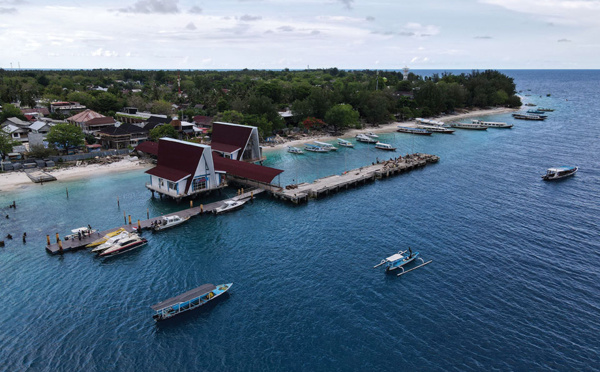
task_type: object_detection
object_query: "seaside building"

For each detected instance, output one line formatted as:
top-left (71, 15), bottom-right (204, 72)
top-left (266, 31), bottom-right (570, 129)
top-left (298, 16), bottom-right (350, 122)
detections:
top-left (67, 109), bottom-right (116, 134)
top-left (97, 123), bottom-right (149, 149)
top-left (50, 101), bottom-right (86, 115)
top-left (210, 122), bottom-right (263, 162)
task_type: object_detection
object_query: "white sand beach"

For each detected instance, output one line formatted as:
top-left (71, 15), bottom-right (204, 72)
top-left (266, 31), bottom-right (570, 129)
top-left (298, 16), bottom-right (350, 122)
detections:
top-left (262, 107), bottom-right (516, 152)
top-left (0, 158), bottom-right (152, 193)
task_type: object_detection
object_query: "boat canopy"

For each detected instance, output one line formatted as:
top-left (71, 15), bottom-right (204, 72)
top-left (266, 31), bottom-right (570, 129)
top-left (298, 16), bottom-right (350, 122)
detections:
top-left (547, 166), bottom-right (576, 172)
top-left (386, 253), bottom-right (404, 262)
top-left (151, 284), bottom-right (217, 311)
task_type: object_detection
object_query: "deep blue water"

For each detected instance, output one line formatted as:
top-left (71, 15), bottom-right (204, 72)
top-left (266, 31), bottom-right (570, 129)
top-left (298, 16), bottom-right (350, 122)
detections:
top-left (1, 70), bottom-right (599, 371)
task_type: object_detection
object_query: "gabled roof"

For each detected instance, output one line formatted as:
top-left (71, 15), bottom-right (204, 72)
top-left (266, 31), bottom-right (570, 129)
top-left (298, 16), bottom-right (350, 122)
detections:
top-left (211, 122), bottom-right (254, 160)
top-left (193, 115), bottom-right (212, 125)
top-left (86, 117), bottom-right (116, 126)
top-left (145, 138), bottom-right (208, 191)
top-left (146, 115), bottom-right (171, 125)
top-left (22, 107), bottom-right (50, 116)
top-left (99, 123), bottom-right (146, 136)
top-left (213, 153), bottom-right (283, 184)
top-left (67, 109), bottom-right (105, 123)
top-left (211, 142), bottom-right (241, 154)
top-left (4, 117), bottom-right (30, 127)
top-left (30, 121), bottom-right (50, 131)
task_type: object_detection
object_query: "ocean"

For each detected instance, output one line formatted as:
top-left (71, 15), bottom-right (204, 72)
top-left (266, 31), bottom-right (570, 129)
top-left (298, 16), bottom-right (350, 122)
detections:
top-left (1, 70), bottom-right (599, 371)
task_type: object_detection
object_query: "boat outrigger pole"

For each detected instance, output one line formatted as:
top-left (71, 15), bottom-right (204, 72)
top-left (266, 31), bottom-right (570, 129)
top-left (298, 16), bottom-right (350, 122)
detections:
top-left (397, 259), bottom-right (432, 277)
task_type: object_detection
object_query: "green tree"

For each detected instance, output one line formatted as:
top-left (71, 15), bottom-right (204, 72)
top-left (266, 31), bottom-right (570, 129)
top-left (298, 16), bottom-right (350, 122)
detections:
top-left (150, 100), bottom-right (172, 116)
top-left (0, 131), bottom-right (20, 160)
top-left (215, 110), bottom-right (245, 124)
top-left (325, 104), bottom-right (360, 131)
top-left (0, 103), bottom-right (26, 123)
top-left (46, 123), bottom-right (84, 153)
top-left (149, 124), bottom-right (177, 141)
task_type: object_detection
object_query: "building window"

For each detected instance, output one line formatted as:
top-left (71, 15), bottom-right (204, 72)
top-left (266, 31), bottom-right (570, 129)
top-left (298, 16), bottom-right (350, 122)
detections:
top-left (192, 176), bottom-right (207, 191)
top-left (159, 178), bottom-right (165, 187)
top-left (167, 181), bottom-right (177, 192)
top-left (12, 133), bottom-right (20, 138)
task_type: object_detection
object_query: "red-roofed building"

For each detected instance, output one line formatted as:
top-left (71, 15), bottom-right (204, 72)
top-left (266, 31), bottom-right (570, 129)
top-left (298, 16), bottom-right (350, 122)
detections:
top-left (211, 122), bottom-right (263, 162)
top-left (67, 109), bottom-right (116, 133)
top-left (145, 138), bottom-right (224, 199)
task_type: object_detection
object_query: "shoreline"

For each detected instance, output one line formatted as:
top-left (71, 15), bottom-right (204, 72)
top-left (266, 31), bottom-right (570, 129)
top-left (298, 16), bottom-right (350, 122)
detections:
top-left (262, 107), bottom-right (516, 153)
top-left (0, 158), bottom-right (152, 193)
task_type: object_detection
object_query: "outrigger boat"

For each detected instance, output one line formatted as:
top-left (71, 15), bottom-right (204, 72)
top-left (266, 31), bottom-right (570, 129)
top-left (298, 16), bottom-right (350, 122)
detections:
top-left (313, 141), bottom-right (337, 151)
top-left (151, 283), bottom-right (233, 321)
top-left (374, 142), bottom-right (396, 151)
top-left (337, 138), bottom-right (354, 148)
top-left (214, 199), bottom-right (247, 214)
top-left (527, 109), bottom-right (547, 116)
top-left (304, 144), bottom-right (329, 152)
top-left (64, 227), bottom-right (98, 241)
top-left (287, 146), bottom-right (304, 154)
top-left (542, 166), bottom-right (578, 181)
top-left (471, 119), bottom-right (513, 128)
top-left (152, 215), bottom-right (190, 232)
top-left (373, 248), bottom-right (432, 276)
top-left (397, 126), bottom-right (432, 135)
top-left (355, 134), bottom-right (378, 143)
top-left (86, 228), bottom-right (126, 248)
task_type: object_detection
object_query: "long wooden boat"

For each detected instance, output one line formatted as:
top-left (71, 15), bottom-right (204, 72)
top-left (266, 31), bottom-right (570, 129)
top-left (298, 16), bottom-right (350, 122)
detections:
top-left (416, 124), bottom-right (455, 133)
top-left (450, 122), bottom-right (487, 130)
top-left (397, 126), bottom-right (432, 135)
top-left (313, 141), bottom-right (337, 151)
top-left (355, 134), bottom-right (378, 143)
top-left (471, 120), bottom-right (513, 128)
top-left (512, 113), bottom-right (546, 121)
top-left (375, 142), bottom-right (396, 151)
top-left (304, 144), bottom-right (329, 152)
top-left (287, 146), bottom-right (304, 154)
top-left (151, 283), bottom-right (233, 321)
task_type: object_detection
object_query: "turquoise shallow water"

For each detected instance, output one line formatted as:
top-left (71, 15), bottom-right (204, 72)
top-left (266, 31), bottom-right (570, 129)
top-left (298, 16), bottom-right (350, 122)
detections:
top-left (1, 70), bottom-right (599, 371)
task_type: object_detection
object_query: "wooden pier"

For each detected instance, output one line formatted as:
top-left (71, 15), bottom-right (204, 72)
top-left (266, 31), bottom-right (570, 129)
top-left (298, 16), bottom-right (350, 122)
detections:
top-left (25, 169), bottom-right (57, 183)
top-left (273, 153), bottom-right (439, 204)
top-left (45, 189), bottom-right (263, 255)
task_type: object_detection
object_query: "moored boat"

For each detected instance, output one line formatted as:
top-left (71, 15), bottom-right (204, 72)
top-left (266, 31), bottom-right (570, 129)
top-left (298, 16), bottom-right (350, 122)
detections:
top-left (86, 228), bottom-right (126, 247)
top-left (471, 119), bottom-right (513, 128)
top-left (538, 107), bottom-right (554, 112)
top-left (64, 227), bottom-right (98, 241)
top-left (365, 132), bottom-right (379, 138)
top-left (373, 248), bottom-right (419, 272)
top-left (527, 109), bottom-right (547, 116)
top-left (397, 126), bottom-right (432, 135)
top-left (416, 124), bottom-right (455, 133)
top-left (337, 138), bottom-right (354, 147)
top-left (374, 142), bottom-right (396, 151)
top-left (152, 215), bottom-right (190, 231)
top-left (304, 144), bottom-right (329, 152)
top-left (99, 234), bottom-right (148, 257)
top-left (313, 141), bottom-right (338, 151)
top-left (90, 231), bottom-right (132, 253)
top-left (416, 118), bottom-right (445, 126)
top-left (287, 146), bottom-right (304, 154)
top-left (151, 283), bottom-right (233, 321)
top-left (541, 166), bottom-right (578, 181)
top-left (355, 134), bottom-right (378, 143)
top-left (214, 199), bottom-right (247, 214)
top-left (450, 122), bottom-right (487, 130)
top-left (512, 113), bottom-right (546, 121)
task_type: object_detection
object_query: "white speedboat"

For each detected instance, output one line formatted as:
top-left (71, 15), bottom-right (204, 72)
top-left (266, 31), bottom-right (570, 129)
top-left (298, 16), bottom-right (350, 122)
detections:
top-left (365, 132), bottom-right (379, 138)
top-left (287, 146), bottom-right (304, 154)
top-left (99, 234), bottom-right (148, 257)
top-left (64, 227), bottom-right (97, 241)
top-left (375, 142), bottom-right (396, 151)
top-left (337, 138), bottom-right (354, 147)
top-left (214, 199), bottom-right (247, 214)
top-left (152, 215), bottom-right (190, 231)
top-left (91, 231), bottom-right (131, 253)
top-left (542, 166), bottom-right (578, 181)
top-left (356, 134), bottom-right (378, 143)
top-left (415, 124), bottom-right (455, 134)
top-left (313, 141), bottom-right (337, 151)
top-left (471, 119), bottom-right (513, 128)
top-left (304, 144), bottom-right (329, 152)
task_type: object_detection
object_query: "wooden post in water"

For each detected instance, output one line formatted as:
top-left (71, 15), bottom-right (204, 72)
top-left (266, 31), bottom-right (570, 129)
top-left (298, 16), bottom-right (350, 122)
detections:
top-left (66, 187), bottom-right (69, 199)
top-left (46, 235), bottom-right (50, 245)
top-left (190, 200), bottom-right (193, 208)
top-left (128, 215), bottom-right (132, 225)
top-left (147, 208), bottom-right (149, 219)
top-left (137, 220), bottom-right (141, 229)
top-left (251, 191), bottom-right (254, 200)
top-left (200, 204), bottom-right (203, 213)
top-left (58, 240), bottom-right (63, 254)
top-left (55, 233), bottom-right (60, 243)
top-left (117, 196), bottom-right (120, 208)
top-left (123, 211), bottom-right (127, 224)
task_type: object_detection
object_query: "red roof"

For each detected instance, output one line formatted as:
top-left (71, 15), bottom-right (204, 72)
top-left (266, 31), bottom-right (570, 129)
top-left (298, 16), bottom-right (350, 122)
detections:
top-left (145, 138), bottom-right (206, 192)
top-left (193, 115), bottom-right (213, 125)
top-left (211, 142), bottom-right (241, 154)
top-left (135, 141), bottom-right (159, 156)
top-left (24, 114), bottom-right (36, 122)
top-left (211, 122), bottom-right (253, 160)
top-left (86, 117), bottom-right (116, 126)
top-left (213, 153), bottom-right (283, 184)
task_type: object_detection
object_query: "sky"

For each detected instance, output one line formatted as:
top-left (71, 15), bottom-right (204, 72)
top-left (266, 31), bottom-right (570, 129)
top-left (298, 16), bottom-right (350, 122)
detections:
top-left (0, 0), bottom-right (598, 69)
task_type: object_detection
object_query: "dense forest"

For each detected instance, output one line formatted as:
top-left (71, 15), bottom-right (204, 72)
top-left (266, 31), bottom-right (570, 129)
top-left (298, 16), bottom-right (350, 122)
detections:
top-left (0, 68), bottom-right (521, 137)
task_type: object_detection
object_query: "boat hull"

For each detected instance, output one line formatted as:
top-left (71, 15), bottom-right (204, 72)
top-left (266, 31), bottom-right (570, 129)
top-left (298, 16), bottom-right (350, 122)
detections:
top-left (542, 167), bottom-right (578, 180)
top-left (99, 239), bottom-right (148, 257)
top-left (385, 252), bottom-right (419, 271)
top-left (152, 283), bottom-right (232, 321)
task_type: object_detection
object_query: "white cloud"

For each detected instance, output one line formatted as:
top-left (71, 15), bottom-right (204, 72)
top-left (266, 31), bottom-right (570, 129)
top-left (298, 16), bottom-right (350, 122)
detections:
top-left (0, 7), bottom-right (17, 13)
top-left (185, 22), bottom-right (196, 30)
top-left (480, 0), bottom-right (600, 26)
top-left (92, 48), bottom-right (119, 57)
top-left (240, 14), bottom-right (262, 21)
top-left (189, 6), bottom-right (202, 14)
top-left (117, 0), bottom-right (179, 14)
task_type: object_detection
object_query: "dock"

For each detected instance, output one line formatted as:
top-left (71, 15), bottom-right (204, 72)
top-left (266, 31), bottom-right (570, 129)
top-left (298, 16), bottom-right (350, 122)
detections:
top-left (45, 189), bottom-right (263, 255)
top-left (273, 153), bottom-right (439, 204)
top-left (25, 169), bottom-right (57, 183)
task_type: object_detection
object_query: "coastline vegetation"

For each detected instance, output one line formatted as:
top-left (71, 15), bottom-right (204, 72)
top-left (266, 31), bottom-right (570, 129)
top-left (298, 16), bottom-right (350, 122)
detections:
top-left (0, 68), bottom-right (521, 138)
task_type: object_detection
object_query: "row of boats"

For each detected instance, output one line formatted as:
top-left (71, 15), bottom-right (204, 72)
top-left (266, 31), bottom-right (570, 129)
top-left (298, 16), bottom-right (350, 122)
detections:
top-left (288, 132), bottom-right (398, 153)
top-left (397, 118), bottom-right (514, 135)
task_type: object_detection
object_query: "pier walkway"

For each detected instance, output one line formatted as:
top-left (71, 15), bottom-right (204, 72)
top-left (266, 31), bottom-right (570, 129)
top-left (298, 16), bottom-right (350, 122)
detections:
top-left (273, 153), bottom-right (439, 204)
top-left (45, 189), bottom-right (263, 254)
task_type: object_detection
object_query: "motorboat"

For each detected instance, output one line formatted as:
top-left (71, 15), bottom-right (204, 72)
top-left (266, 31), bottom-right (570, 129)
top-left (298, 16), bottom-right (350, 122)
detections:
top-left (374, 142), bottom-right (396, 151)
top-left (541, 166), bottom-right (578, 181)
top-left (214, 199), bottom-right (247, 214)
top-left (152, 215), bottom-right (190, 231)
top-left (415, 124), bottom-right (455, 133)
top-left (313, 141), bottom-right (337, 151)
top-left (337, 138), bottom-right (354, 148)
top-left (287, 146), bottom-right (304, 154)
top-left (527, 109), bottom-right (547, 116)
top-left (397, 126), bottom-right (432, 135)
top-left (151, 283), bottom-right (232, 321)
top-left (64, 227), bottom-right (97, 241)
top-left (450, 122), bottom-right (487, 130)
top-left (538, 107), bottom-right (554, 112)
top-left (355, 134), bottom-right (378, 143)
top-left (416, 118), bottom-right (445, 126)
top-left (365, 132), bottom-right (379, 138)
top-left (373, 249), bottom-right (419, 272)
top-left (98, 234), bottom-right (148, 257)
top-left (471, 119), bottom-right (513, 128)
top-left (86, 228), bottom-right (126, 248)
top-left (512, 113), bottom-right (546, 121)
top-left (91, 231), bottom-right (131, 253)
top-left (304, 144), bottom-right (329, 152)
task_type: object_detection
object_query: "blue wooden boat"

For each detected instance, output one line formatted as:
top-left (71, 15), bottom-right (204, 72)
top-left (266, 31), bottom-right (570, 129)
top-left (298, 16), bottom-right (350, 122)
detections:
top-left (151, 283), bottom-right (232, 321)
top-left (373, 249), bottom-right (419, 272)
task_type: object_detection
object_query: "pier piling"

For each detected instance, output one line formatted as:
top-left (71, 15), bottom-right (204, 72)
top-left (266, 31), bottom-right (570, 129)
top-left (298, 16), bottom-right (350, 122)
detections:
top-left (46, 235), bottom-right (50, 245)
top-left (55, 233), bottom-right (59, 243)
